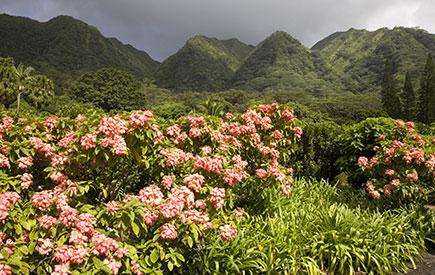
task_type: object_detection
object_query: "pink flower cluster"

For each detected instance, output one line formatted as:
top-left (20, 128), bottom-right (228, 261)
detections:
top-left (16, 156), bottom-right (33, 170)
top-left (0, 192), bottom-right (20, 223)
top-left (219, 224), bottom-right (236, 241)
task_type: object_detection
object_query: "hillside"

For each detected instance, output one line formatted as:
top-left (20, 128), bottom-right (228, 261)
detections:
top-left (0, 14), bottom-right (159, 87)
top-left (154, 35), bottom-right (254, 91)
top-left (312, 27), bottom-right (435, 92)
top-left (231, 31), bottom-right (343, 96)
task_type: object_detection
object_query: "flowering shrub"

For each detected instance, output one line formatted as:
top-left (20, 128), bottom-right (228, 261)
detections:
top-left (358, 120), bottom-right (435, 203)
top-left (0, 103), bottom-right (300, 274)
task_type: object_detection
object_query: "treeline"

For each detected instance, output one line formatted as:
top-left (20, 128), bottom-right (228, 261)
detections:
top-left (382, 53), bottom-right (435, 123)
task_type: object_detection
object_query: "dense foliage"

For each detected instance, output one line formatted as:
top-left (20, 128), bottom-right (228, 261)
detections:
top-left (0, 14), bottom-right (159, 88)
top-left (154, 36), bottom-right (253, 92)
top-left (0, 103), bottom-right (302, 274)
top-left (70, 68), bottom-right (145, 112)
top-left (186, 180), bottom-right (434, 274)
top-left (358, 120), bottom-right (435, 204)
top-left (0, 57), bottom-right (54, 113)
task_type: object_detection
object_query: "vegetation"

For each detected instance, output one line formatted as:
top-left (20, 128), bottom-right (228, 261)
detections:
top-left (70, 68), bottom-right (145, 112)
top-left (0, 57), bottom-right (54, 113)
top-left (154, 36), bottom-right (253, 91)
top-left (1, 13), bottom-right (435, 274)
top-left (0, 14), bottom-right (159, 89)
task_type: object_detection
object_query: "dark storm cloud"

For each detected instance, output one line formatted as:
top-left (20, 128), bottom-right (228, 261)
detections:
top-left (1, 0), bottom-right (434, 61)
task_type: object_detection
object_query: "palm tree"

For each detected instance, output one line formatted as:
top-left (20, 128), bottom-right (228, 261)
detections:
top-left (13, 64), bottom-right (34, 113)
top-left (200, 99), bottom-right (224, 116)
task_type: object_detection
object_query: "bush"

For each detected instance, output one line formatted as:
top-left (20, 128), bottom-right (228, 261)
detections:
top-left (0, 103), bottom-right (301, 274)
top-left (357, 120), bottom-right (435, 204)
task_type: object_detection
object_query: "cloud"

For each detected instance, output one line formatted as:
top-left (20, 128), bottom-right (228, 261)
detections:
top-left (1, 0), bottom-right (434, 61)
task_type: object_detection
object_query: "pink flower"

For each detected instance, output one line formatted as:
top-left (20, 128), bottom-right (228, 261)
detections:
top-left (0, 154), bottom-right (10, 168)
top-left (32, 191), bottom-right (52, 210)
top-left (38, 215), bottom-right (58, 230)
top-left (220, 224), bottom-right (236, 241)
top-left (129, 111), bottom-right (153, 127)
top-left (75, 213), bottom-right (96, 235)
top-left (106, 201), bottom-right (120, 215)
top-left (160, 223), bottom-right (177, 240)
top-left (53, 245), bottom-right (74, 263)
top-left (223, 169), bottom-right (248, 186)
top-left (282, 109), bottom-right (295, 122)
top-left (394, 120), bottom-right (405, 128)
top-left (43, 116), bottom-right (58, 131)
top-left (385, 169), bottom-right (395, 176)
top-left (91, 233), bottom-right (119, 257)
top-left (143, 208), bottom-right (159, 225)
top-left (0, 264), bottom-right (12, 275)
top-left (52, 263), bottom-right (71, 275)
top-left (358, 156), bottom-right (369, 169)
top-left (69, 230), bottom-right (88, 245)
top-left (131, 261), bottom-right (143, 275)
top-left (20, 173), bottom-right (33, 189)
top-left (184, 174), bottom-right (205, 193)
top-left (271, 130), bottom-right (284, 139)
top-left (406, 171), bottom-right (419, 182)
top-left (80, 134), bottom-right (97, 150)
top-left (16, 156), bottom-right (33, 169)
top-left (210, 188), bottom-right (225, 209)
top-left (36, 238), bottom-right (54, 255)
top-left (194, 156), bottom-right (224, 174)
top-left (98, 115), bottom-right (128, 137)
top-left (366, 181), bottom-right (380, 200)
top-left (75, 114), bottom-right (86, 120)
top-left (161, 175), bottom-right (175, 190)
top-left (225, 113), bottom-right (233, 120)
top-left (138, 185), bottom-right (164, 206)
top-left (58, 131), bottom-right (78, 148)
top-left (256, 169), bottom-right (268, 178)
top-left (292, 127), bottom-right (303, 139)
top-left (234, 207), bottom-right (244, 218)
top-left (104, 258), bottom-right (122, 275)
top-left (58, 206), bottom-right (78, 227)
top-left (201, 146), bottom-right (212, 155)
top-left (194, 200), bottom-right (207, 209)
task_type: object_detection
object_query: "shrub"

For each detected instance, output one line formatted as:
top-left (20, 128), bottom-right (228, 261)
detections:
top-left (0, 103), bottom-right (300, 274)
top-left (357, 119), bottom-right (435, 204)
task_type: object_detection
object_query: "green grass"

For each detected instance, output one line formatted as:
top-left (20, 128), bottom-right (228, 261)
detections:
top-left (185, 179), bottom-right (435, 274)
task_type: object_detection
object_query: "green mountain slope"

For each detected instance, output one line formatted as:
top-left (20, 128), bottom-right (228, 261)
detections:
top-left (231, 31), bottom-right (343, 96)
top-left (312, 27), bottom-right (435, 92)
top-left (154, 35), bottom-right (254, 91)
top-left (0, 14), bottom-right (159, 87)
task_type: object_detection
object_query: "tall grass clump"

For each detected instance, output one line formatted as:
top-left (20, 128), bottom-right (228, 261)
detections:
top-left (186, 179), bottom-right (435, 274)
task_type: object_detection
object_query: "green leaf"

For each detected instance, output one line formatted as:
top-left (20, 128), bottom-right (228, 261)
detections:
top-left (150, 249), bottom-right (159, 264)
top-left (132, 222), bottom-right (140, 237)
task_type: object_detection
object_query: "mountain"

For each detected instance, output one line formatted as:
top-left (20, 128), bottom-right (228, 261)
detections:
top-left (0, 14), bottom-right (159, 87)
top-left (231, 31), bottom-right (343, 96)
top-left (312, 27), bottom-right (435, 93)
top-left (154, 35), bottom-right (254, 91)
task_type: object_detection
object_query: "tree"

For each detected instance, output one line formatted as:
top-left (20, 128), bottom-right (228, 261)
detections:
top-left (400, 72), bottom-right (416, 121)
top-left (0, 57), bottom-right (54, 113)
top-left (380, 59), bottom-right (402, 118)
top-left (417, 54), bottom-right (435, 123)
top-left (13, 64), bottom-right (34, 113)
top-left (70, 68), bottom-right (144, 112)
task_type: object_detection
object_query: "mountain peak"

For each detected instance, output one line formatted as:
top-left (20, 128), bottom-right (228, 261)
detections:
top-left (0, 13), bottom-right (158, 87)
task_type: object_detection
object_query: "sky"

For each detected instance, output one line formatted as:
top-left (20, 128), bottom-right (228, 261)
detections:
top-left (1, 0), bottom-right (435, 61)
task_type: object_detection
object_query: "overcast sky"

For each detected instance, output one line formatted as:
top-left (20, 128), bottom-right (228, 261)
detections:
top-left (1, 0), bottom-right (435, 61)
